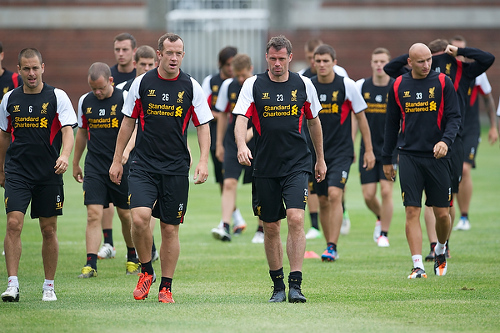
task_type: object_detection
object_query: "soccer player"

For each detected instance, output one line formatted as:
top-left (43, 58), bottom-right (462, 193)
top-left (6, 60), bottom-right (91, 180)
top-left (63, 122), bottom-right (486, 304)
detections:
top-left (310, 44), bottom-right (375, 262)
top-left (0, 42), bottom-right (22, 103)
top-left (73, 62), bottom-right (139, 278)
top-left (449, 36), bottom-right (499, 231)
top-left (109, 33), bottom-right (213, 303)
top-left (110, 32), bottom-right (137, 85)
top-left (97, 32), bottom-right (139, 260)
top-left (117, 45), bottom-right (160, 262)
top-left (382, 43), bottom-right (461, 279)
top-left (211, 53), bottom-right (264, 243)
top-left (233, 35), bottom-right (326, 303)
top-left (202, 46), bottom-right (247, 234)
top-left (0, 48), bottom-right (77, 302)
top-left (298, 38), bottom-right (351, 237)
top-left (355, 47), bottom-right (396, 247)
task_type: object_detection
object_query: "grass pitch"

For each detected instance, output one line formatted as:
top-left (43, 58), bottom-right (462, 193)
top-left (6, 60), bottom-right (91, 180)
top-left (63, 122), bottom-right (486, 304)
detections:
top-left (0, 128), bottom-right (499, 332)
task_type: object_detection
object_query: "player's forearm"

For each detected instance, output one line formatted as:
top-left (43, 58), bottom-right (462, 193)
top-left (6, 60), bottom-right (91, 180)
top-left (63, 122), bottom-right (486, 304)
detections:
top-left (60, 126), bottom-right (75, 160)
top-left (308, 117), bottom-right (325, 161)
top-left (0, 131), bottom-right (11, 171)
top-left (483, 93), bottom-right (498, 130)
top-left (356, 112), bottom-right (373, 152)
top-left (216, 112), bottom-right (228, 148)
top-left (234, 116), bottom-right (249, 150)
top-left (72, 128), bottom-right (87, 166)
top-left (113, 117), bottom-right (135, 163)
top-left (196, 123), bottom-right (211, 164)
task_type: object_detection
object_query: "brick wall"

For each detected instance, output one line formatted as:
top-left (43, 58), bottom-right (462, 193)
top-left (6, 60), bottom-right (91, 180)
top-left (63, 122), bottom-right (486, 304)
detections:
top-left (1, 28), bottom-right (499, 117)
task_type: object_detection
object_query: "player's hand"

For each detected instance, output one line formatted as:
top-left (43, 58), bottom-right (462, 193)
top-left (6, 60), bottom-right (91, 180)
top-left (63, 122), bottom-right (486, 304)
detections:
top-left (433, 141), bottom-right (448, 159)
top-left (445, 44), bottom-right (459, 57)
top-left (237, 145), bottom-right (252, 166)
top-left (383, 164), bottom-right (396, 181)
top-left (193, 162), bottom-right (208, 185)
top-left (73, 165), bottom-right (84, 183)
top-left (54, 156), bottom-right (69, 174)
top-left (363, 151), bottom-right (376, 171)
top-left (488, 127), bottom-right (498, 145)
top-left (109, 161), bottom-right (123, 185)
top-left (315, 159), bottom-right (327, 183)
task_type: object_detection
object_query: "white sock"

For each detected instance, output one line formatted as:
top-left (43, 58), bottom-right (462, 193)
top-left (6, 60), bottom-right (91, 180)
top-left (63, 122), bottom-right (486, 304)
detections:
top-left (7, 276), bottom-right (19, 288)
top-left (43, 279), bottom-right (55, 290)
top-left (232, 208), bottom-right (243, 222)
top-left (435, 241), bottom-right (447, 256)
top-left (412, 255), bottom-right (424, 269)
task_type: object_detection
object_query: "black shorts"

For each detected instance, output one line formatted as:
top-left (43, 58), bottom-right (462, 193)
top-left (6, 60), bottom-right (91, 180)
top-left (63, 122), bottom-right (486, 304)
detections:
top-left (128, 169), bottom-right (188, 225)
top-left (449, 137), bottom-right (464, 194)
top-left (462, 132), bottom-right (480, 168)
top-left (398, 154), bottom-right (452, 208)
top-left (252, 171), bottom-right (309, 223)
top-left (222, 139), bottom-right (253, 184)
top-left (314, 156), bottom-right (353, 196)
top-left (210, 149), bottom-right (224, 185)
top-left (83, 173), bottom-right (129, 209)
top-left (4, 177), bottom-right (64, 218)
top-left (359, 160), bottom-right (392, 185)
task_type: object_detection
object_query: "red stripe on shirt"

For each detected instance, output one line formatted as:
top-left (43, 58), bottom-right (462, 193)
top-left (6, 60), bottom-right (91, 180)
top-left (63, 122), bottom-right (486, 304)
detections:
top-left (12, 73), bottom-right (19, 88)
top-left (469, 85), bottom-right (479, 106)
top-left (50, 114), bottom-right (62, 145)
top-left (340, 100), bottom-right (352, 125)
top-left (454, 60), bottom-right (462, 92)
top-left (437, 73), bottom-right (446, 130)
top-left (131, 99), bottom-right (145, 131)
top-left (393, 76), bottom-right (405, 132)
top-left (246, 103), bottom-right (260, 135)
top-left (184, 105), bottom-right (195, 134)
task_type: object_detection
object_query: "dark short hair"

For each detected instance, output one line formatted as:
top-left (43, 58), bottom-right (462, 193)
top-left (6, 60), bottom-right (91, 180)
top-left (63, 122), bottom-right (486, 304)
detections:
top-left (305, 38), bottom-right (323, 52)
top-left (314, 44), bottom-right (336, 61)
top-left (88, 62), bottom-right (111, 81)
top-left (218, 46), bottom-right (238, 67)
top-left (428, 39), bottom-right (449, 54)
top-left (18, 48), bottom-right (43, 66)
top-left (232, 54), bottom-right (252, 71)
top-left (114, 32), bottom-right (137, 49)
top-left (450, 35), bottom-right (467, 46)
top-left (135, 45), bottom-right (156, 62)
top-left (372, 47), bottom-right (391, 59)
top-left (266, 35), bottom-right (292, 55)
top-left (158, 33), bottom-right (183, 52)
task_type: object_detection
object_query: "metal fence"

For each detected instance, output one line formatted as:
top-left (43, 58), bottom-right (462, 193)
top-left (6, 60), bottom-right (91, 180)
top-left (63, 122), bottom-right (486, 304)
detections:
top-left (165, 0), bottom-right (269, 83)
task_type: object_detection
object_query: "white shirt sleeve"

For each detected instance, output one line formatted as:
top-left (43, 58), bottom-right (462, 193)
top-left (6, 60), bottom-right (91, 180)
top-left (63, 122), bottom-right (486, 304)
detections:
top-left (301, 75), bottom-right (322, 118)
top-left (0, 90), bottom-right (13, 131)
top-left (214, 78), bottom-right (232, 112)
top-left (232, 75), bottom-right (257, 117)
top-left (190, 77), bottom-right (214, 126)
top-left (355, 78), bottom-right (366, 94)
top-left (475, 72), bottom-right (492, 95)
top-left (344, 77), bottom-right (367, 114)
top-left (54, 88), bottom-right (77, 127)
top-left (201, 75), bottom-right (213, 99)
top-left (122, 76), bottom-right (143, 118)
top-left (77, 93), bottom-right (88, 128)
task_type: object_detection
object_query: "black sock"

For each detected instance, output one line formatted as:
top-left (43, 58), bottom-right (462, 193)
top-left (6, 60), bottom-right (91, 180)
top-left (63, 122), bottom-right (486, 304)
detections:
top-left (446, 239), bottom-right (450, 250)
top-left (141, 260), bottom-right (154, 276)
top-left (127, 247), bottom-right (137, 262)
top-left (430, 242), bottom-right (437, 252)
top-left (223, 222), bottom-right (230, 234)
top-left (86, 253), bottom-right (98, 270)
top-left (377, 215), bottom-right (381, 221)
top-left (327, 242), bottom-right (337, 252)
top-left (288, 271), bottom-right (302, 289)
top-left (257, 225), bottom-right (264, 233)
top-left (381, 231), bottom-right (388, 237)
top-left (269, 268), bottom-right (285, 290)
top-left (461, 213), bottom-right (468, 219)
top-left (152, 237), bottom-right (157, 254)
top-left (103, 229), bottom-right (113, 246)
top-left (160, 277), bottom-right (172, 292)
top-left (310, 212), bottom-right (319, 230)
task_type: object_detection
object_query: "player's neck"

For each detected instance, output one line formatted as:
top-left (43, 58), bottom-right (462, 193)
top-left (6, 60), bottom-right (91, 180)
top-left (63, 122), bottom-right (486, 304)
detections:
top-left (268, 71), bottom-right (289, 83)
top-left (318, 71), bottom-right (335, 84)
top-left (118, 62), bottom-right (134, 74)
top-left (0, 67), bottom-right (4, 76)
top-left (23, 82), bottom-right (43, 94)
top-left (372, 74), bottom-right (390, 87)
